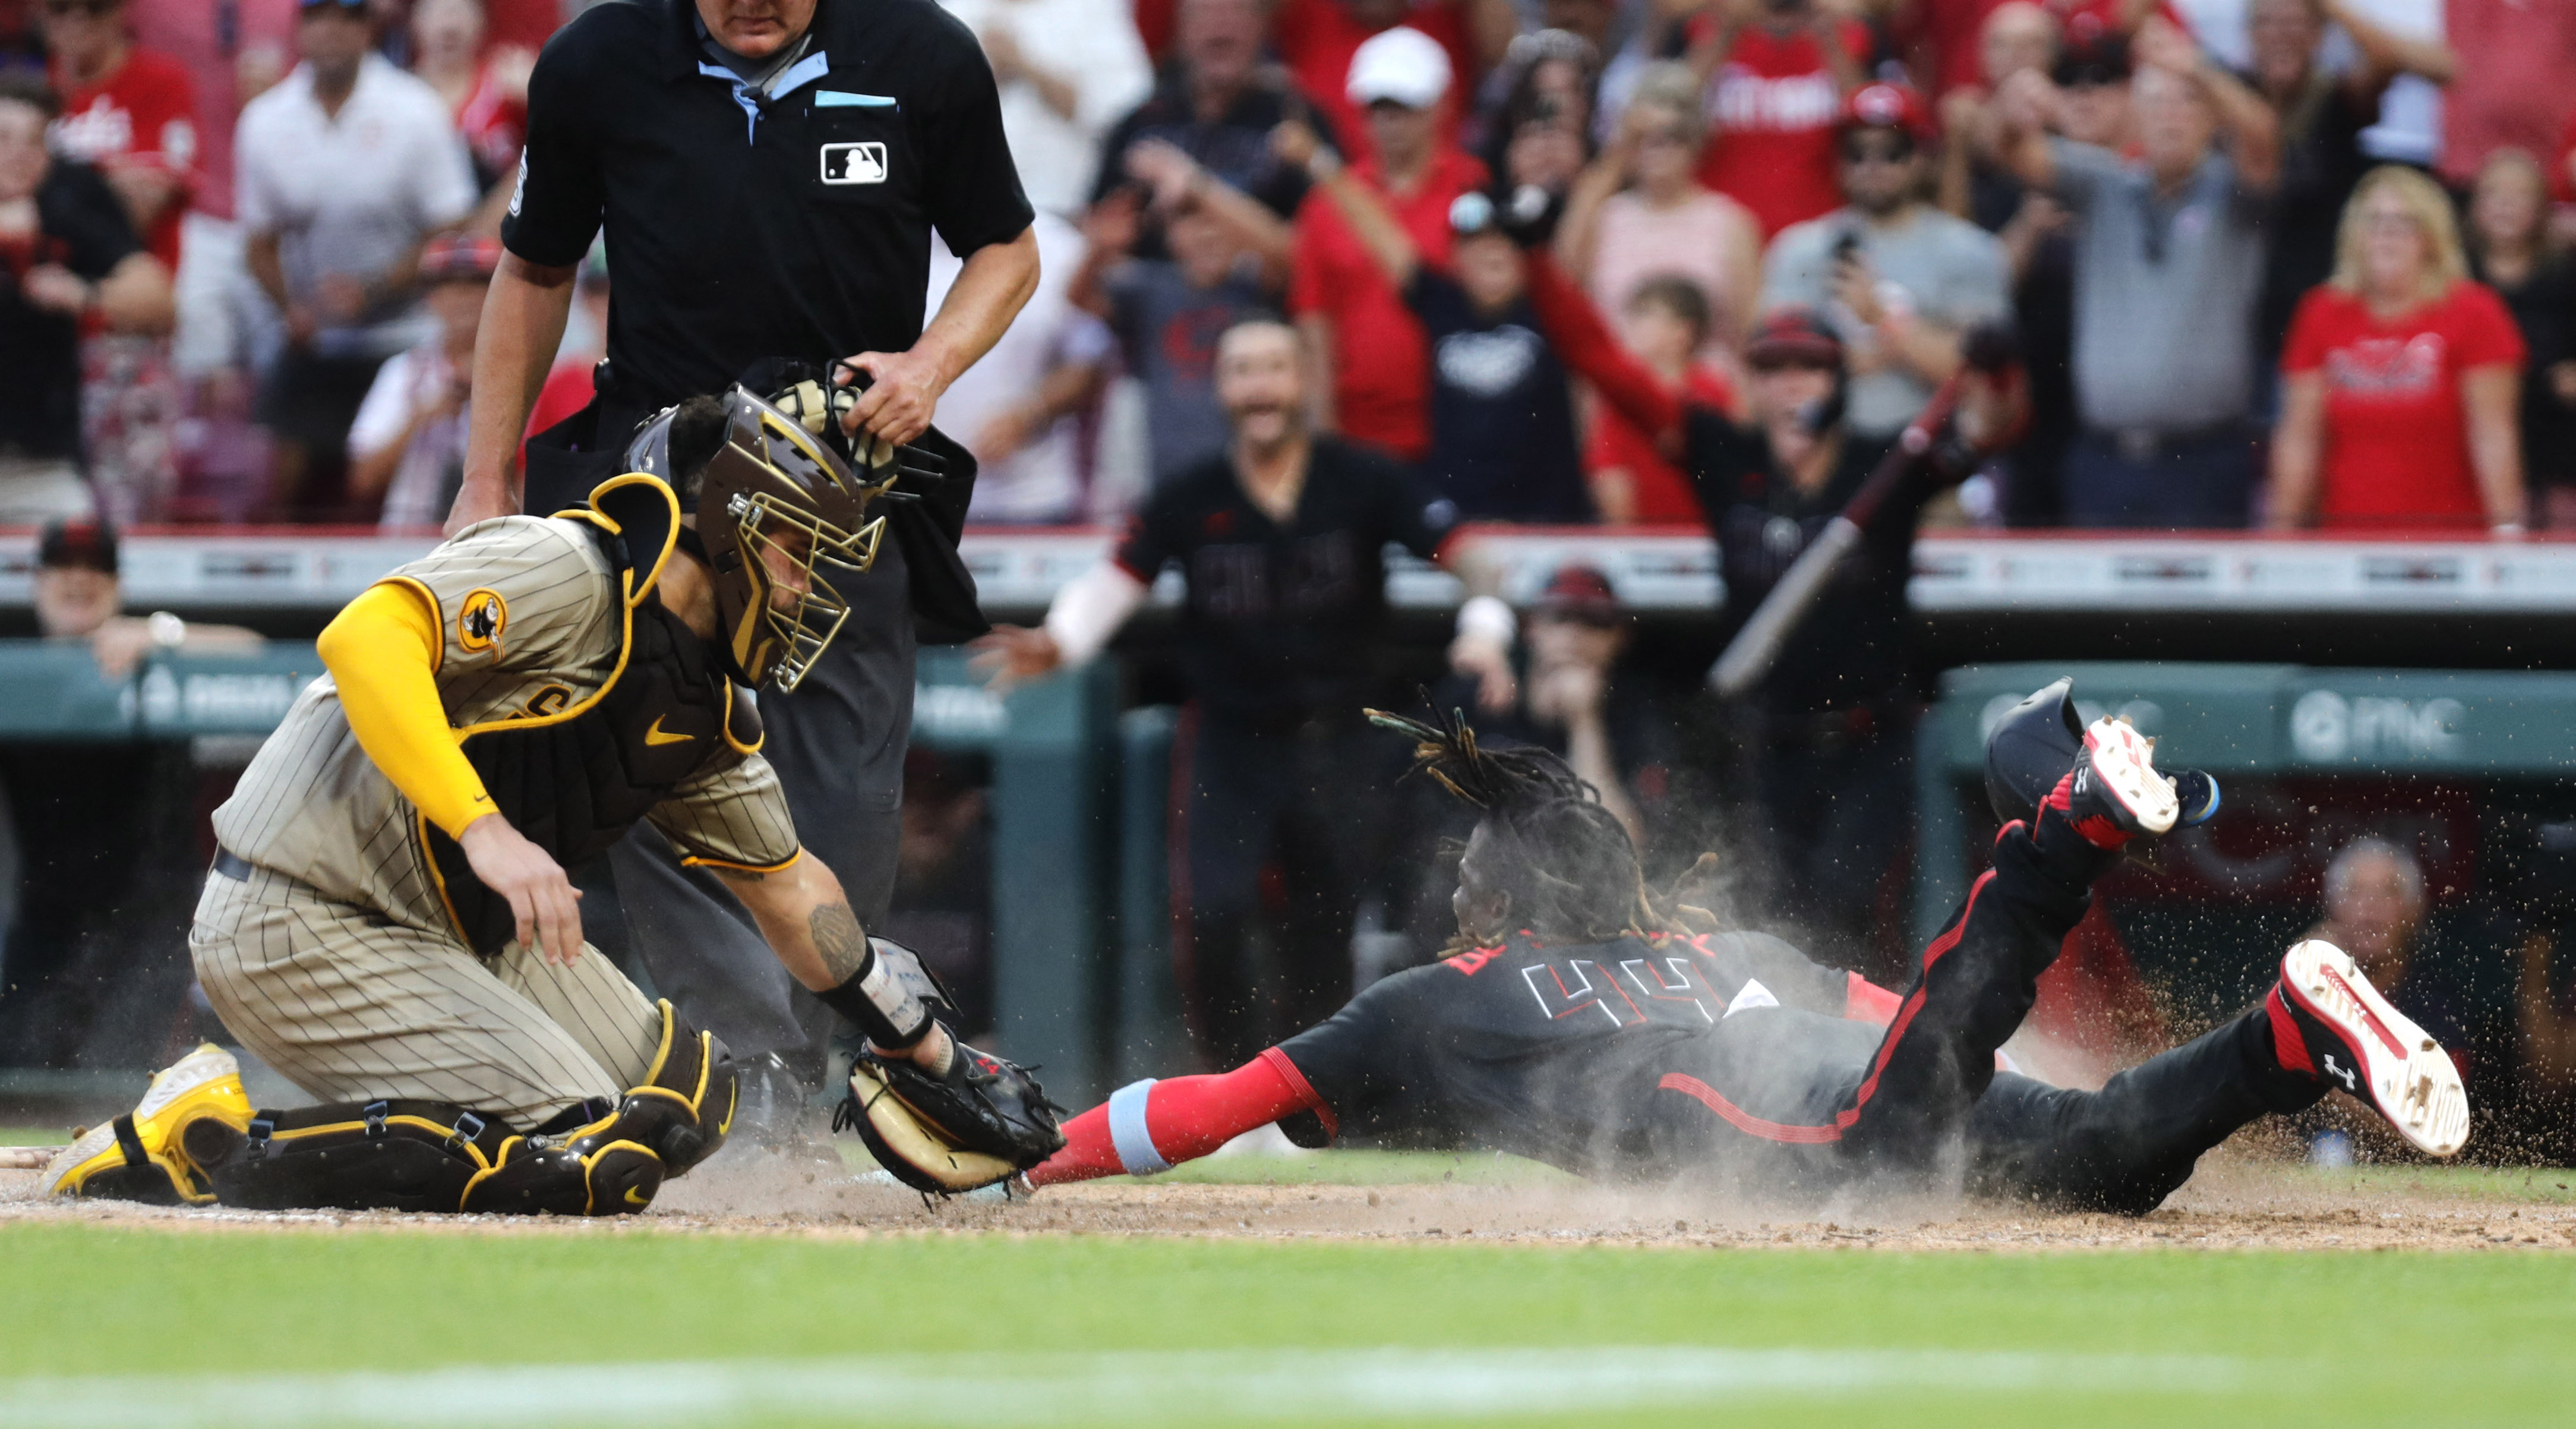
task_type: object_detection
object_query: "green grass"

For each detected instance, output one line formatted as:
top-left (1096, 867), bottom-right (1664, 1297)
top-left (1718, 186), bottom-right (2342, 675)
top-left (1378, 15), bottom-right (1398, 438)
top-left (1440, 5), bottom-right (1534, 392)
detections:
top-left (2299, 1163), bottom-right (2576, 1204)
top-left (0, 1221), bottom-right (2569, 1427)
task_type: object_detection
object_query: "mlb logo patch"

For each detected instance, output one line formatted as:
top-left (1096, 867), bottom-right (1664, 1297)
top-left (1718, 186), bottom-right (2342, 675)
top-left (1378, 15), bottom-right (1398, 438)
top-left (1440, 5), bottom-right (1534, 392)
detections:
top-left (820, 141), bottom-right (888, 185)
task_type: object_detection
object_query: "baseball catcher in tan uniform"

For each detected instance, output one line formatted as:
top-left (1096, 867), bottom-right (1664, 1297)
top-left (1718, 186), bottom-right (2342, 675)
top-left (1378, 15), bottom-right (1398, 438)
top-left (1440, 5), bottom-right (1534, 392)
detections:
top-left (45, 387), bottom-right (1063, 1215)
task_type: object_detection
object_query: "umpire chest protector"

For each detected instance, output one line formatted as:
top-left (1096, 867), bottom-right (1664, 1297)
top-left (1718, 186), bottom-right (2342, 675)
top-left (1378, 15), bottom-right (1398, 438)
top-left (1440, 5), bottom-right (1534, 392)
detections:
top-left (422, 475), bottom-right (767, 957)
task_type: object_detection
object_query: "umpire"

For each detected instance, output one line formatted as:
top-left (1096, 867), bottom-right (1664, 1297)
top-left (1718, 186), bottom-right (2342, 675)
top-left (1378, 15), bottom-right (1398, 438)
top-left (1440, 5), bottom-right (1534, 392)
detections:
top-left (449, 0), bottom-right (1038, 1123)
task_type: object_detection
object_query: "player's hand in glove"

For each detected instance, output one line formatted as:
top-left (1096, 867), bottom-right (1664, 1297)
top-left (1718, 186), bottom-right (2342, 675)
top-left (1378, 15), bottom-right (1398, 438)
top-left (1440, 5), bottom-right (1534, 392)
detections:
top-left (830, 938), bottom-right (1066, 1193)
top-left (841, 1037), bottom-right (1066, 1194)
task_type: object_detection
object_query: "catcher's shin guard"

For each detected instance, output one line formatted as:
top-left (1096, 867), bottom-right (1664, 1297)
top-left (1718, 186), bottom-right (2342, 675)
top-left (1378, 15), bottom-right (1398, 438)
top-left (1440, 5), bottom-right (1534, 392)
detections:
top-left (210, 1099), bottom-right (522, 1212)
top-left (42, 1044), bottom-right (254, 1206)
top-left (208, 1004), bottom-right (735, 1216)
top-left (209, 1097), bottom-right (668, 1215)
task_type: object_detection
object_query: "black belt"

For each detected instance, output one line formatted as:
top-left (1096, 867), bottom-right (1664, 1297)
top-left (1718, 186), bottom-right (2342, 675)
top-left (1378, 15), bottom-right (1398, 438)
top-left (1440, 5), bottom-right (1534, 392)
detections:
top-left (211, 848), bottom-right (254, 881)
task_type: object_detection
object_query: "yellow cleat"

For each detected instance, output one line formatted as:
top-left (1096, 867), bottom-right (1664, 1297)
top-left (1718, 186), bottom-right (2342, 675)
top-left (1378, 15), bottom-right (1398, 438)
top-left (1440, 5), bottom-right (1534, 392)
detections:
top-left (42, 1044), bottom-right (254, 1206)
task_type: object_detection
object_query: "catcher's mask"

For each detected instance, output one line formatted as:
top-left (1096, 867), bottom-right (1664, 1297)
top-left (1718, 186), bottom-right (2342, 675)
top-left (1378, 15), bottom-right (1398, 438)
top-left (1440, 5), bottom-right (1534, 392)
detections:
top-left (690, 387), bottom-right (886, 692)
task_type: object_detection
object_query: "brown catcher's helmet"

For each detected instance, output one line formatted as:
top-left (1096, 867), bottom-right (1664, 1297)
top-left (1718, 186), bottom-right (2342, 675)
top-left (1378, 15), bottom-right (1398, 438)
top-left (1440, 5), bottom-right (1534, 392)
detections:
top-left (694, 386), bottom-right (887, 692)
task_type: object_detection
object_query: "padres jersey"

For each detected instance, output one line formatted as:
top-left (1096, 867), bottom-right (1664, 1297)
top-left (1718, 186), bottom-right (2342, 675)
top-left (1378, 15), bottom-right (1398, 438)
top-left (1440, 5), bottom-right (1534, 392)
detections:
top-left (214, 514), bottom-right (800, 942)
top-left (1274, 928), bottom-right (1851, 1176)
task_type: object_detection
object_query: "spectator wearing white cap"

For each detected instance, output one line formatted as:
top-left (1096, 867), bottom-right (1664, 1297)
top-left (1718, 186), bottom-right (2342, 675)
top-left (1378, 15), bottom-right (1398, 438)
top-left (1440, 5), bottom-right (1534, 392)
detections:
top-left (234, 0), bottom-right (476, 521)
top-left (1284, 26), bottom-right (1489, 463)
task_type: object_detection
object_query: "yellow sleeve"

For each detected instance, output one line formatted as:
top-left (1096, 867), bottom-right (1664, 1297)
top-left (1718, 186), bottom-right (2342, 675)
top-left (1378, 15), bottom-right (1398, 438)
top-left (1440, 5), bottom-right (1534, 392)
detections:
top-left (316, 582), bottom-right (498, 839)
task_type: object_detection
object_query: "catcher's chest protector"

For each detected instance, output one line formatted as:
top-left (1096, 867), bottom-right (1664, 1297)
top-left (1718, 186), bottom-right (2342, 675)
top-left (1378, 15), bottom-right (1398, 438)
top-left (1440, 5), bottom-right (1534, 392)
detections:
top-left (424, 519), bottom-right (763, 958)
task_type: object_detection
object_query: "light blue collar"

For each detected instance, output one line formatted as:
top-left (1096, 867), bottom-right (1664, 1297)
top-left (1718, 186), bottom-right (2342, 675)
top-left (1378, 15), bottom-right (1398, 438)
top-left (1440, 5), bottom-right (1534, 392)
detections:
top-left (696, 49), bottom-right (833, 144)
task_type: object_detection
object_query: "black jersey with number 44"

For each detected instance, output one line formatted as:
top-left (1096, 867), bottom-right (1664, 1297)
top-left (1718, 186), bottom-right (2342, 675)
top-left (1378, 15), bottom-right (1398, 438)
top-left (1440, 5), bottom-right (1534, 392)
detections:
top-left (1274, 928), bottom-right (1855, 1176)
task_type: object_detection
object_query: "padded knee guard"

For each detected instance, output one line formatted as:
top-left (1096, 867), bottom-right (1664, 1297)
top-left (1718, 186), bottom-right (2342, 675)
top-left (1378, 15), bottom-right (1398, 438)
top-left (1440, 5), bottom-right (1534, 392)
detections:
top-left (629, 999), bottom-right (738, 1176)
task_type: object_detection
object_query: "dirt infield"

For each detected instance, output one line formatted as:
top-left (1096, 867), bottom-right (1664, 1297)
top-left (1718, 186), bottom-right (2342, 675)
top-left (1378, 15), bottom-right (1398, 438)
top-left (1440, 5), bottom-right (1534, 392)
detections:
top-left (6, 1146), bottom-right (2572, 1252)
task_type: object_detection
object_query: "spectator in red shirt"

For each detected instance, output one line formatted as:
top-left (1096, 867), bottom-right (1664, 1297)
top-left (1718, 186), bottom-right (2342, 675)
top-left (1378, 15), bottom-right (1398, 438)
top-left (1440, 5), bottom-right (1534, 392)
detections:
top-left (2271, 165), bottom-right (2527, 532)
top-left (39, 0), bottom-right (197, 270)
top-left (1268, 0), bottom-right (1514, 154)
top-left (1684, 0), bottom-right (1869, 237)
top-left (1286, 24), bottom-right (1488, 460)
top-left (410, 0), bottom-right (530, 236)
top-left (2436, 0), bottom-right (2576, 191)
top-left (1582, 273), bottom-right (1731, 524)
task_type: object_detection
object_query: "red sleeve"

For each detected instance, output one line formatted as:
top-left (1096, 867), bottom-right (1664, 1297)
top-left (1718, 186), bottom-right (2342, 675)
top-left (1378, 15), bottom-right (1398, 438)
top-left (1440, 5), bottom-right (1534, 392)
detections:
top-left (1025, 1052), bottom-right (1325, 1187)
top-left (2454, 282), bottom-right (2528, 369)
top-left (2280, 288), bottom-right (2337, 375)
top-left (1524, 249), bottom-right (1682, 440)
top-left (1287, 200), bottom-right (1332, 317)
top-left (120, 56), bottom-right (203, 190)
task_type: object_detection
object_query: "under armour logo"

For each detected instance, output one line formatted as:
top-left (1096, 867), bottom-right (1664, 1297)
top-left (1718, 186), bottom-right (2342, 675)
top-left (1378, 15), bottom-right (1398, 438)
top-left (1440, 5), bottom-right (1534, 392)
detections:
top-left (819, 141), bottom-right (887, 185)
top-left (2321, 1051), bottom-right (2358, 1092)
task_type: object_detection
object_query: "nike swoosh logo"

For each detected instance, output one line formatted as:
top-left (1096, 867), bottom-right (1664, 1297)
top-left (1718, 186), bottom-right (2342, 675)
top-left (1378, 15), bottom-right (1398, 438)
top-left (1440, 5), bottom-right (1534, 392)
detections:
top-left (624, 1185), bottom-right (649, 1206)
top-left (645, 715), bottom-right (692, 747)
top-left (715, 1083), bottom-right (738, 1137)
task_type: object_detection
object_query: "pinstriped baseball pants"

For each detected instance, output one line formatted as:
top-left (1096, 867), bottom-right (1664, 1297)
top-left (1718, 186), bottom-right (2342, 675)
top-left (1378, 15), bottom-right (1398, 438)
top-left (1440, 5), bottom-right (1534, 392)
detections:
top-left (190, 863), bottom-right (664, 1128)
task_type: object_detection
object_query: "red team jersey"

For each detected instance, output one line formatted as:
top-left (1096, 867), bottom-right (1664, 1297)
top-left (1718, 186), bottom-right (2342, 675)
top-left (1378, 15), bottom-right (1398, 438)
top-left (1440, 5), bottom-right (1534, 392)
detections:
top-left (49, 48), bottom-right (199, 269)
top-left (1270, 0), bottom-right (1477, 155)
top-left (2281, 280), bottom-right (2526, 529)
top-left (1287, 147), bottom-right (1488, 460)
top-left (1691, 20), bottom-right (1871, 238)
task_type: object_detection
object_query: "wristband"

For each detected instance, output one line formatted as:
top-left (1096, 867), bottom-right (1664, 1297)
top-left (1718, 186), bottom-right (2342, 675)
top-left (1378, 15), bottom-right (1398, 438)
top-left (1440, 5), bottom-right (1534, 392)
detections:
top-left (1456, 594), bottom-right (1516, 647)
top-left (816, 945), bottom-right (933, 1049)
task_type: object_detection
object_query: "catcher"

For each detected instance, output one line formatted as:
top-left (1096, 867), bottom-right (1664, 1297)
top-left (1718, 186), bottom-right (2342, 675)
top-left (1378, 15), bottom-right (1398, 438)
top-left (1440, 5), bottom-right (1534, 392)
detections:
top-left (45, 386), bottom-right (1061, 1215)
top-left (1030, 683), bottom-right (2469, 1209)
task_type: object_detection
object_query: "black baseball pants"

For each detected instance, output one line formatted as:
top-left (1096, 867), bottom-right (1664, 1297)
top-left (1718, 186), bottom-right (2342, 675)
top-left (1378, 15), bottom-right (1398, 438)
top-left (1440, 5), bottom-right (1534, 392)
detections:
top-left (1652, 814), bottom-right (2325, 1212)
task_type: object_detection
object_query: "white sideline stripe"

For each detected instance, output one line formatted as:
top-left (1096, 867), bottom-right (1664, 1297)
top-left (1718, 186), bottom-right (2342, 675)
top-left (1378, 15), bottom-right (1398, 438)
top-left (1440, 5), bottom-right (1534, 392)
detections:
top-left (0, 1348), bottom-right (2240, 1427)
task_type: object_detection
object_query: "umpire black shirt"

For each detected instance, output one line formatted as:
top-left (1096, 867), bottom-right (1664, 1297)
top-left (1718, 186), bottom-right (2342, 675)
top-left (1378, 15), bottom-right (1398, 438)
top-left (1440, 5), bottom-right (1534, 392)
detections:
top-left (1114, 437), bottom-right (1457, 725)
top-left (501, 0), bottom-right (1034, 412)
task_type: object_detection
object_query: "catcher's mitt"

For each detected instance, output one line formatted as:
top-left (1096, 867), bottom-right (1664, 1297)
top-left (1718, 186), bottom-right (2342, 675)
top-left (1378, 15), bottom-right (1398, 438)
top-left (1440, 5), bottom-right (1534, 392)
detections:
top-left (837, 1041), bottom-right (1065, 1195)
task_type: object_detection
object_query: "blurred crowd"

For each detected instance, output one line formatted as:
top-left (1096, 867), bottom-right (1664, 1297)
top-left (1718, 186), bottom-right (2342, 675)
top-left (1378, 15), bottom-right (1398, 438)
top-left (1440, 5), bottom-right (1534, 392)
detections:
top-left (7, 0), bottom-right (2576, 531)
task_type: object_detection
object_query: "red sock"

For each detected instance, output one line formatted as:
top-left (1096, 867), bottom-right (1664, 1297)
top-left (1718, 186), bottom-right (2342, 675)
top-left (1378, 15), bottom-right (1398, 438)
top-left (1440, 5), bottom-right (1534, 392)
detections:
top-left (1027, 1049), bottom-right (1332, 1187)
top-left (2043, 771), bottom-right (2132, 851)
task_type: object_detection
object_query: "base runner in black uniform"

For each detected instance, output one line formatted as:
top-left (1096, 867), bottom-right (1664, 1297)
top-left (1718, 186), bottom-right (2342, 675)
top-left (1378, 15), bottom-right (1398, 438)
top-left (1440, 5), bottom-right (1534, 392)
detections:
top-left (1029, 683), bottom-right (2471, 1206)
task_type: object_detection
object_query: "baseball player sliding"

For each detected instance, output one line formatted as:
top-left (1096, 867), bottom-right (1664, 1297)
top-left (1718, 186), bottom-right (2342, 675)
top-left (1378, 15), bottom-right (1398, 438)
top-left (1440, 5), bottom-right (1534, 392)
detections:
top-left (45, 386), bottom-right (1062, 1215)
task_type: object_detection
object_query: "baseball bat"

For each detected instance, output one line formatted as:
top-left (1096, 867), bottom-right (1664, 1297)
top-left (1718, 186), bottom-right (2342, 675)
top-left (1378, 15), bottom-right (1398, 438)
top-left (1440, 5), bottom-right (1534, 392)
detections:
top-left (1707, 375), bottom-right (1962, 701)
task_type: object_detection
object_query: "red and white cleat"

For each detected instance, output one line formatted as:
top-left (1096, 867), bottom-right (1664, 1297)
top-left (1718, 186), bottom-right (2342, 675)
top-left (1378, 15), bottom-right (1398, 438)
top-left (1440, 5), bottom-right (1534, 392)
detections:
top-left (2268, 939), bottom-right (2470, 1157)
top-left (2043, 716), bottom-right (2183, 847)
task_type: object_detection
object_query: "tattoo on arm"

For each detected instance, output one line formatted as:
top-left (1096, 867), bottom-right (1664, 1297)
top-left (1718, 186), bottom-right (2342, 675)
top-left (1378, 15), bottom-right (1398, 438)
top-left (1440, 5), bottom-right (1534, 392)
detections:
top-left (808, 901), bottom-right (869, 984)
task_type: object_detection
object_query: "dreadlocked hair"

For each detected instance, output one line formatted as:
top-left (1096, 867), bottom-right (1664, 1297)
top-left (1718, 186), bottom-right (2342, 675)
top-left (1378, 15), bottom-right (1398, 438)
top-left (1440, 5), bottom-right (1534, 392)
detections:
top-left (1370, 705), bottom-right (1687, 948)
